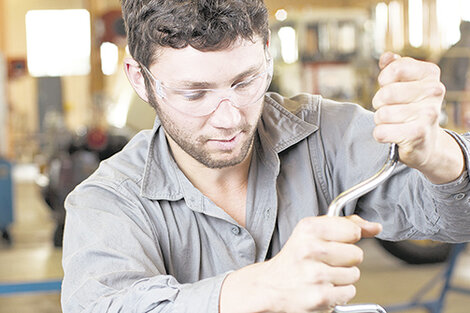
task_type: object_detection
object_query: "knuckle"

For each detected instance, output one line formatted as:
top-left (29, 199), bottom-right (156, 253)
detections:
top-left (373, 127), bottom-right (386, 142)
top-left (296, 217), bottom-right (313, 233)
top-left (423, 106), bottom-right (439, 124)
top-left (427, 81), bottom-right (445, 97)
top-left (313, 292), bottom-right (331, 308)
top-left (430, 62), bottom-right (441, 77)
top-left (377, 72), bottom-right (387, 86)
top-left (310, 242), bottom-right (328, 260)
top-left (372, 93), bottom-right (381, 109)
top-left (436, 82), bottom-right (446, 95)
top-left (351, 226), bottom-right (362, 242)
top-left (411, 125), bottom-right (426, 141)
top-left (351, 266), bottom-right (361, 282)
top-left (346, 285), bottom-right (357, 300)
top-left (391, 63), bottom-right (403, 79)
top-left (375, 107), bottom-right (388, 123)
top-left (380, 86), bottom-right (394, 103)
top-left (296, 243), bottom-right (314, 261)
top-left (374, 111), bottom-right (381, 124)
top-left (353, 247), bottom-right (364, 264)
top-left (308, 264), bottom-right (328, 284)
top-left (300, 216), bottom-right (318, 229)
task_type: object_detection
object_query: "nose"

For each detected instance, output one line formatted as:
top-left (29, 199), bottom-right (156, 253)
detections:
top-left (208, 97), bottom-right (241, 129)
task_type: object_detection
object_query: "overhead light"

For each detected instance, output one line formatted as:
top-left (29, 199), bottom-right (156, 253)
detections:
top-left (436, 0), bottom-right (461, 47)
top-left (278, 26), bottom-right (298, 64)
top-left (275, 9), bottom-right (288, 22)
top-left (462, 0), bottom-right (470, 21)
top-left (100, 42), bottom-right (119, 76)
top-left (409, 0), bottom-right (423, 48)
top-left (375, 2), bottom-right (388, 53)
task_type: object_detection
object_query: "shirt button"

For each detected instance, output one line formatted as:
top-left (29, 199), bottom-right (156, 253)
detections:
top-left (265, 208), bottom-right (271, 219)
top-left (454, 193), bottom-right (466, 200)
top-left (231, 226), bottom-right (240, 235)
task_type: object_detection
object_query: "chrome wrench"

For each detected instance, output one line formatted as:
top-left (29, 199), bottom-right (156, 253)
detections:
top-left (329, 143), bottom-right (399, 313)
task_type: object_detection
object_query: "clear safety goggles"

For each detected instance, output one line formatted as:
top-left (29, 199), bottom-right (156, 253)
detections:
top-left (141, 53), bottom-right (273, 117)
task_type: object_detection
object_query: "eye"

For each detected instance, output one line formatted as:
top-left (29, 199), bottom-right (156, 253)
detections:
top-left (178, 90), bottom-right (207, 101)
top-left (235, 76), bottom-right (257, 90)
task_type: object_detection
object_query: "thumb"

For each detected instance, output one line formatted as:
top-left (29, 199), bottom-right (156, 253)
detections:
top-left (379, 51), bottom-right (400, 70)
top-left (346, 215), bottom-right (383, 238)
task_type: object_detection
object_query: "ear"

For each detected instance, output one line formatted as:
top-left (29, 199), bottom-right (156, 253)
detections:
top-left (123, 57), bottom-right (149, 102)
top-left (267, 29), bottom-right (272, 48)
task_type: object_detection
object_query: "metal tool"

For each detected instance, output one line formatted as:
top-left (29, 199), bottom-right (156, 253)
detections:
top-left (329, 143), bottom-right (399, 313)
top-left (334, 304), bottom-right (387, 313)
top-left (327, 143), bottom-right (399, 217)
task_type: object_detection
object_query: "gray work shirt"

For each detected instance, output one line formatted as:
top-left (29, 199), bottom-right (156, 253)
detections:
top-left (62, 93), bottom-right (470, 313)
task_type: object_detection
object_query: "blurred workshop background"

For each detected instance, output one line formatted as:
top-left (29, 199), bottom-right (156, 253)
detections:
top-left (1, 0), bottom-right (470, 312)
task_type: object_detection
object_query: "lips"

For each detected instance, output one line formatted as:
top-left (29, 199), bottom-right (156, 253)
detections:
top-left (212, 136), bottom-right (236, 142)
top-left (207, 133), bottom-right (241, 151)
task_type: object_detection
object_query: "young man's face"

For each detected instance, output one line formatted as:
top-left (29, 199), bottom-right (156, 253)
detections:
top-left (146, 38), bottom-right (269, 169)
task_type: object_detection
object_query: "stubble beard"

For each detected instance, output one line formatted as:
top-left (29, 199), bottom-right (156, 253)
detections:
top-left (151, 98), bottom-right (261, 169)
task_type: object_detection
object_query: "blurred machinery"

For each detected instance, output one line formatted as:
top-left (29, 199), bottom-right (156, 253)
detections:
top-left (0, 51), bottom-right (13, 245)
top-left (0, 51), bottom-right (8, 157)
top-left (269, 8), bottom-right (379, 107)
top-left (439, 21), bottom-right (470, 131)
top-left (0, 157), bottom-right (13, 245)
top-left (38, 126), bottom-right (130, 247)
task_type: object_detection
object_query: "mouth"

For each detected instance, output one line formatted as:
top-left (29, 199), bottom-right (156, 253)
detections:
top-left (211, 135), bottom-right (237, 143)
top-left (209, 130), bottom-right (242, 142)
top-left (206, 132), bottom-right (242, 151)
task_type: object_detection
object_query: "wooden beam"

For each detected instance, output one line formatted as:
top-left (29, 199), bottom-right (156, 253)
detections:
top-left (265, 0), bottom-right (391, 12)
top-left (85, 0), bottom-right (104, 96)
top-left (0, 0), bottom-right (5, 52)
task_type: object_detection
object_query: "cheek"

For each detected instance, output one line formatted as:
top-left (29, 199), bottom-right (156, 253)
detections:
top-left (159, 104), bottom-right (206, 133)
top-left (174, 116), bottom-right (204, 134)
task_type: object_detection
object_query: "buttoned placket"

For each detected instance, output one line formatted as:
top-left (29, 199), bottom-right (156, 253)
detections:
top-left (244, 136), bottom-right (280, 263)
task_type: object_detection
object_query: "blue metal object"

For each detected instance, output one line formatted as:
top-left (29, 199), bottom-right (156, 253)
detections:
top-left (0, 158), bottom-right (13, 239)
top-left (385, 243), bottom-right (469, 313)
top-left (0, 280), bottom-right (62, 295)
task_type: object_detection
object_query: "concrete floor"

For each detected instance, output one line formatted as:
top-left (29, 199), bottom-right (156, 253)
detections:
top-left (1, 166), bottom-right (470, 312)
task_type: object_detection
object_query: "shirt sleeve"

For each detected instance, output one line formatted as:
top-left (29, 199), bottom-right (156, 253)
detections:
top-left (61, 180), bottom-right (230, 313)
top-left (317, 100), bottom-right (470, 242)
top-left (416, 130), bottom-right (470, 241)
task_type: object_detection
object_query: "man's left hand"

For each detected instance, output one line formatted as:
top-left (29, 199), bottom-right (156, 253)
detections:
top-left (373, 52), bottom-right (465, 184)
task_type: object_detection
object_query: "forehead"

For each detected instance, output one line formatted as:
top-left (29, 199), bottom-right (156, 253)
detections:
top-left (149, 38), bottom-right (266, 83)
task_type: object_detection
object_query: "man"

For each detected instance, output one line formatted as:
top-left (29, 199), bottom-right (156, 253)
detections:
top-left (61, 1), bottom-right (470, 312)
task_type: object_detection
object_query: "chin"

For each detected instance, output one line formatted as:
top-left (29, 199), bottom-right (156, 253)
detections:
top-left (200, 155), bottom-right (247, 169)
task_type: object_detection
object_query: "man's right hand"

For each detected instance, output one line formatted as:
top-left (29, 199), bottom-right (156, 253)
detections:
top-left (219, 215), bottom-right (382, 313)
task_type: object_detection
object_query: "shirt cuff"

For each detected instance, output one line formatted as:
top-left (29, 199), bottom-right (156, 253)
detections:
top-left (173, 271), bottom-right (232, 313)
top-left (421, 130), bottom-right (470, 204)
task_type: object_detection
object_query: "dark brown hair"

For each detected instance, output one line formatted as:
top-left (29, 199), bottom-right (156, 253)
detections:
top-left (121, 0), bottom-right (269, 68)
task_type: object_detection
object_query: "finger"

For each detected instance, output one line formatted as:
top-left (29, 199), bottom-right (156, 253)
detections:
top-left (300, 284), bottom-right (356, 311)
top-left (374, 103), bottom-right (420, 125)
top-left (309, 241), bottom-right (364, 267)
top-left (373, 121), bottom-right (429, 148)
top-left (378, 57), bottom-right (441, 86)
top-left (372, 81), bottom-right (445, 110)
top-left (379, 51), bottom-right (400, 70)
top-left (296, 216), bottom-right (364, 243)
top-left (328, 285), bottom-right (357, 308)
top-left (323, 265), bottom-right (361, 286)
top-left (302, 263), bottom-right (360, 286)
top-left (345, 215), bottom-right (382, 238)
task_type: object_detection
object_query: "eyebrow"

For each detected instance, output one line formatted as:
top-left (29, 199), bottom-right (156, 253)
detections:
top-left (175, 61), bottom-right (264, 90)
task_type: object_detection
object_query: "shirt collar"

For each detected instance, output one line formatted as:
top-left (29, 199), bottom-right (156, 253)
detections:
top-left (140, 92), bottom-right (320, 201)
